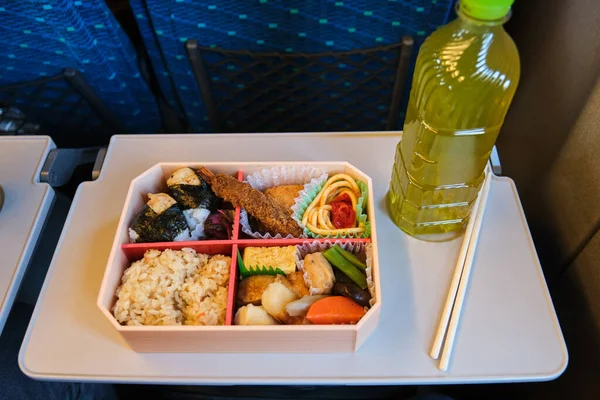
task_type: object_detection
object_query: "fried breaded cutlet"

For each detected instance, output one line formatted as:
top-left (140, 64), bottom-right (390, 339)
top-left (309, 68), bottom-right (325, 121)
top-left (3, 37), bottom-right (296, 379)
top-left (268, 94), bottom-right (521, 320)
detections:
top-left (197, 167), bottom-right (303, 237)
top-left (256, 185), bottom-right (303, 235)
top-left (264, 185), bottom-right (304, 211)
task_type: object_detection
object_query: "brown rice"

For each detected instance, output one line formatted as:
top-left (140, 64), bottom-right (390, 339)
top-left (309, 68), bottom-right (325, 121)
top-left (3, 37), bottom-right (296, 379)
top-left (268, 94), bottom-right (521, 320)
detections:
top-left (113, 248), bottom-right (230, 326)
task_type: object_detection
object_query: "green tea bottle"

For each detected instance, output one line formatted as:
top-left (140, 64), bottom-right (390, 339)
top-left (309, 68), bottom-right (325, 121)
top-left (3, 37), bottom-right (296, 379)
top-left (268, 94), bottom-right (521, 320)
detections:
top-left (388, 0), bottom-right (520, 240)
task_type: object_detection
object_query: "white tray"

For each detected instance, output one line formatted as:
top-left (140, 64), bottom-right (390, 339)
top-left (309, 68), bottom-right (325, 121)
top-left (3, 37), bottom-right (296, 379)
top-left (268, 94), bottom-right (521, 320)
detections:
top-left (0, 136), bottom-right (55, 333)
top-left (19, 133), bottom-right (567, 384)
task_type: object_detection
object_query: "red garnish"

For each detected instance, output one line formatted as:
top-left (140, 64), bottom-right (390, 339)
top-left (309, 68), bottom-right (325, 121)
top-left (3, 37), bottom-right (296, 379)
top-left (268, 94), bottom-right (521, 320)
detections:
top-left (334, 193), bottom-right (351, 203)
top-left (330, 194), bottom-right (355, 229)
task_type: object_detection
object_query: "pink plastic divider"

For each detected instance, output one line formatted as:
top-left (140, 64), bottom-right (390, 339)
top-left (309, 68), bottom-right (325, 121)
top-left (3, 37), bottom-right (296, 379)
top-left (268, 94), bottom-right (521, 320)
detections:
top-left (121, 241), bottom-right (232, 261)
top-left (226, 244), bottom-right (239, 325)
top-left (231, 170), bottom-right (244, 241)
top-left (232, 208), bottom-right (242, 240)
top-left (234, 238), bottom-right (371, 246)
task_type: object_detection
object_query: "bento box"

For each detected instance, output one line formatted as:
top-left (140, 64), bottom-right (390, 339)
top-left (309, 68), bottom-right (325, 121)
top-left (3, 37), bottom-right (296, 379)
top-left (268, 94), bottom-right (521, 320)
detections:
top-left (97, 162), bottom-right (381, 353)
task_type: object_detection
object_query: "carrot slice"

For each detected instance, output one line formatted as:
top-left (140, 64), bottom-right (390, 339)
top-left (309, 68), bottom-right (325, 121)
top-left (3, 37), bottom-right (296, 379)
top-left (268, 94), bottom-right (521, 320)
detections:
top-left (305, 296), bottom-right (366, 325)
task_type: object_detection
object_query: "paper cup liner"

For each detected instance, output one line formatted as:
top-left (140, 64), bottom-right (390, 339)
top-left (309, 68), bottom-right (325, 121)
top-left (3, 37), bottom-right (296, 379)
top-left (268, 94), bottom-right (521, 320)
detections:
top-left (295, 241), bottom-right (376, 307)
top-left (239, 166), bottom-right (328, 239)
top-left (292, 178), bottom-right (371, 238)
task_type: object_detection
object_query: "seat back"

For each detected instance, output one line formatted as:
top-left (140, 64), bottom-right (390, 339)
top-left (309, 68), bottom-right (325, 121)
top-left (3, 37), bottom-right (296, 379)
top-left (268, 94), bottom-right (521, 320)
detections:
top-left (185, 38), bottom-right (413, 133)
top-left (130, 0), bottom-right (455, 131)
top-left (0, 0), bottom-right (161, 140)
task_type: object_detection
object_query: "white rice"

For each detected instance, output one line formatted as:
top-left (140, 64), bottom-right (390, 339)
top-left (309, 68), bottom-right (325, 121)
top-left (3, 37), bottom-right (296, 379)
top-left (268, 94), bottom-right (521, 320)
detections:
top-left (113, 248), bottom-right (230, 326)
top-left (173, 227), bottom-right (192, 242)
top-left (128, 228), bottom-right (140, 243)
top-left (128, 227), bottom-right (192, 243)
top-left (183, 207), bottom-right (211, 240)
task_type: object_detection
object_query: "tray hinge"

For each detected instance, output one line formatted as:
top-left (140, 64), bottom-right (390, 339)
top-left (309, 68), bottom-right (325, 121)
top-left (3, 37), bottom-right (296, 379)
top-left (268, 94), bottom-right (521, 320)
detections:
top-left (490, 145), bottom-right (502, 176)
top-left (92, 147), bottom-right (107, 181)
top-left (40, 147), bottom-right (106, 187)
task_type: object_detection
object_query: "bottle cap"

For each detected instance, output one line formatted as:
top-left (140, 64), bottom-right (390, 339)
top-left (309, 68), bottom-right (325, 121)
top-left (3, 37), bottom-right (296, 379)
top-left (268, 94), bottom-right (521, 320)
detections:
top-left (461, 0), bottom-right (514, 21)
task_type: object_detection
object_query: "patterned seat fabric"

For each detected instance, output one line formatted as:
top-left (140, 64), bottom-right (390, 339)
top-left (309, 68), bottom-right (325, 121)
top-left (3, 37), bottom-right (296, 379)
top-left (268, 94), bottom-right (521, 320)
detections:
top-left (130, 0), bottom-right (455, 132)
top-left (0, 0), bottom-right (161, 140)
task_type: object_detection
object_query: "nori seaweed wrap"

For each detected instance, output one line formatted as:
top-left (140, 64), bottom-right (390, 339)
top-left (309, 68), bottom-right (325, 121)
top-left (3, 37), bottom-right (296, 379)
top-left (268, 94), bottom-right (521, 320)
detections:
top-left (167, 167), bottom-right (220, 211)
top-left (169, 183), bottom-right (220, 210)
top-left (129, 193), bottom-right (191, 243)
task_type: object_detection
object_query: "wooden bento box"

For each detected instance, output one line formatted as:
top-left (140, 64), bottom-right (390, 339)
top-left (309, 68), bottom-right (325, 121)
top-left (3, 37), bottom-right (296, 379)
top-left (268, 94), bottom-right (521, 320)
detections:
top-left (97, 162), bottom-right (381, 353)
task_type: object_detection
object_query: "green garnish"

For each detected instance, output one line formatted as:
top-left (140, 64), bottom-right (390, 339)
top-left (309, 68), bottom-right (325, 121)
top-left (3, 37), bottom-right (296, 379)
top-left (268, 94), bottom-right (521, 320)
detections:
top-left (333, 245), bottom-right (366, 270)
top-left (237, 249), bottom-right (286, 278)
top-left (323, 246), bottom-right (367, 289)
top-left (240, 265), bottom-right (287, 278)
top-left (237, 249), bottom-right (245, 271)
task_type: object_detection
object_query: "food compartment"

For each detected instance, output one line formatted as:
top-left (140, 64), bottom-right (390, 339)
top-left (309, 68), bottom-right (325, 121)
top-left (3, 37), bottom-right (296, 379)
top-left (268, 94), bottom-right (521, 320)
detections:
top-left (237, 163), bottom-right (373, 240)
top-left (124, 164), bottom-right (239, 245)
top-left (233, 239), bottom-right (380, 335)
top-left (98, 242), bottom-right (237, 330)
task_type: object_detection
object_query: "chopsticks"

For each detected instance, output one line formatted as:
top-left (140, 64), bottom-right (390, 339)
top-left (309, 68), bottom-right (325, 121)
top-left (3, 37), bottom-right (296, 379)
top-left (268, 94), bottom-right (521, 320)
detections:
top-left (430, 170), bottom-right (492, 371)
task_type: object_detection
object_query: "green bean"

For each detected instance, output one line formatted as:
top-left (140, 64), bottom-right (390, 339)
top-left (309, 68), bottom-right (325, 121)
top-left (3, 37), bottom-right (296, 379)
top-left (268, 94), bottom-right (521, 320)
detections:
top-left (323, 247), bottom-right (367, 289)
top-left (333, 245), bottom-right (366, 271)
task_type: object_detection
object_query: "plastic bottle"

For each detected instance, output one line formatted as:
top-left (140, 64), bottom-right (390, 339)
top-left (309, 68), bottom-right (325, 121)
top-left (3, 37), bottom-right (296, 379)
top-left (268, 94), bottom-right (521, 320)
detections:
top-left (388, 0), bottom-right (520, 240)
